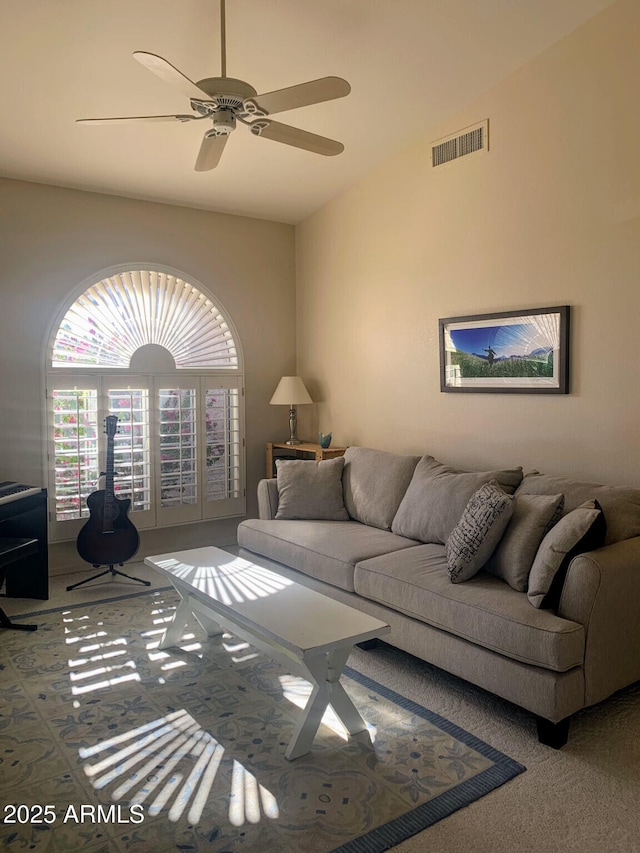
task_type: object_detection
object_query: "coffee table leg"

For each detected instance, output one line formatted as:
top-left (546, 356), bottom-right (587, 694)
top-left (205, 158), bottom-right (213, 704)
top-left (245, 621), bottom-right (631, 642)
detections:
top-left (193, 608), bottom-right (223, 639)
top-left (158, 594), bottom-right (193, 650)
top-left (285, 646), bottom-right (367, 761)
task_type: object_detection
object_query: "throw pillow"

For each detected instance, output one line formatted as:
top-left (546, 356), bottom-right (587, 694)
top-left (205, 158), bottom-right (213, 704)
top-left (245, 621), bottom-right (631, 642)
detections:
top-left (446, 481), bottom-right (515, 584)
top-left (392, 455), bottom-right (523, 544)
top-left (515, 472), bottom-right (640, 546)
top-left (485, 493), bottom-right (564, 591)
top-left (527, 499), bottom-right (607, 609)
top-left (275, 457), bottom-right (349, 521)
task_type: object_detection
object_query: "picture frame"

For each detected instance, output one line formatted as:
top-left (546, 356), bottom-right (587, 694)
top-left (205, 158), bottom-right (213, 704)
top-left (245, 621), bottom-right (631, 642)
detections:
top-left (439, 306), bottom-right (570, 394)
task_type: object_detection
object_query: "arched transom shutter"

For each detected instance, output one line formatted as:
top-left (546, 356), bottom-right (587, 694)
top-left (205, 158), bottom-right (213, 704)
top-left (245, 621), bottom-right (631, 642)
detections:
top-left (52, 270), bottom-right (238, 369)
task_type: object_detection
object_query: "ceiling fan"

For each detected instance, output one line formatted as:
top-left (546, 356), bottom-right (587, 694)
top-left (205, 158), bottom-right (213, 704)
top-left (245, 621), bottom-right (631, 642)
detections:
top-left (77, 0), bottom-right (351, 171)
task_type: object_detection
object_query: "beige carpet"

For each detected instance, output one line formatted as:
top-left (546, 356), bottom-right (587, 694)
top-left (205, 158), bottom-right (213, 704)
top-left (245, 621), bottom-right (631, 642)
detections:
top-left (3, 561), bottom-right (640, 852)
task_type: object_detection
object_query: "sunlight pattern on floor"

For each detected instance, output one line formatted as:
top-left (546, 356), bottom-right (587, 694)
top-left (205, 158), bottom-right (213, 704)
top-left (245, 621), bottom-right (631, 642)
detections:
top-left (61, 598), bottom-right (280, 826)
top-left (64, 610), bottom-right (141, 696)
top-left (79, 709), bottom-right (279, 825)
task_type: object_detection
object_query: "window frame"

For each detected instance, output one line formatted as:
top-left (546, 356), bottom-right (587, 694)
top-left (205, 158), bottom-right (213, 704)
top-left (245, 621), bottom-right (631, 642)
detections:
top-left (45, 266), bottom-right (245, 543)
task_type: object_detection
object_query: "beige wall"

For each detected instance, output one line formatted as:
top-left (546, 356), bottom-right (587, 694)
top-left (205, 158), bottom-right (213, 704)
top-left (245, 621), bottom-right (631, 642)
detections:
top-left (2, 0), bottom-right (639, 576)
top-left (296, 0), bottom-right (640, 488)
top-left (0, 178), bottom-right (296, 562)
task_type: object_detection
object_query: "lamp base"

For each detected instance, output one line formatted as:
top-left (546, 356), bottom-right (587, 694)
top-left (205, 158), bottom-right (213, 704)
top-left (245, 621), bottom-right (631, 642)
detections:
top-left (286, 405), bottom-right (302, 446)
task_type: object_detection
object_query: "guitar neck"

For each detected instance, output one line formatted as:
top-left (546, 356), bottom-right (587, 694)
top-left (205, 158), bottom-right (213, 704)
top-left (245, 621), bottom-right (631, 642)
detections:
top-left (103, 421), bottom-right (117, 532)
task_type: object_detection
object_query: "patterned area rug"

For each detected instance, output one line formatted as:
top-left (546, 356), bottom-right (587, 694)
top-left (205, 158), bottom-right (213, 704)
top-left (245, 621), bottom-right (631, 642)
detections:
top-left (1, 589), bottom-right (524, 852)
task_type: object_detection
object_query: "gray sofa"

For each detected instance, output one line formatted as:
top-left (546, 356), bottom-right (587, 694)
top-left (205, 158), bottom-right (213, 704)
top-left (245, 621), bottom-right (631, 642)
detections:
top-left (237, 446), bottom-right (640, 747)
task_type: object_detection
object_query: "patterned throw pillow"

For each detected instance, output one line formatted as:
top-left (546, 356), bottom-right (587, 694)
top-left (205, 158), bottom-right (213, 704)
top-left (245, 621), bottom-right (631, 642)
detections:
top-left (275, 457), bottom-right (349, 521)
top-left (446, 481), bottom-right (515, 584)
top-left (527, 499), bottom-right (607, 609)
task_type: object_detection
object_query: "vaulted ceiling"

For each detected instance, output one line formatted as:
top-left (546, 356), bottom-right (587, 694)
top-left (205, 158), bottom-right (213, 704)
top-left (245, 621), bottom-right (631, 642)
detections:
top-left (0, 0), bottom-right (615, 224)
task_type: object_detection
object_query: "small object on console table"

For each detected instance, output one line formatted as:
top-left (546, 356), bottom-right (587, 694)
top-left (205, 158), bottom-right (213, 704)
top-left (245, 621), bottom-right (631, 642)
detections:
top-left (318, 432), bottom-right (332, 449)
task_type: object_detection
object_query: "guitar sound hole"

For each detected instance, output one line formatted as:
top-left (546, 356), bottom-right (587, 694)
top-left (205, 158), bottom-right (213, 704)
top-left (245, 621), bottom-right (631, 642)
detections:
top-left (102, 504), bottom-right (120, 523)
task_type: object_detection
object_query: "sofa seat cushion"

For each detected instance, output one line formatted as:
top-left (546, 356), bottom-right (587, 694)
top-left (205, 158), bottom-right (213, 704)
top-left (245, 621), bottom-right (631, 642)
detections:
top-left (237, 518), bottom-right (420, 592)
top-left (353, 544), bottom-right (584, 671)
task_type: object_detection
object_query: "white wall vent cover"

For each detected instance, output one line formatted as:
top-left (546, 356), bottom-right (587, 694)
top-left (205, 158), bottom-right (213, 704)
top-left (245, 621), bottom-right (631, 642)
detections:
top-left (431, 120), bottom-right (488, 167)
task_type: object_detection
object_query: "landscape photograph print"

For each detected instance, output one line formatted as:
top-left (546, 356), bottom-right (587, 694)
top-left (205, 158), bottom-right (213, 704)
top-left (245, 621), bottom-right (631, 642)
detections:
top-left (439, 306), bottom-right (570, 393)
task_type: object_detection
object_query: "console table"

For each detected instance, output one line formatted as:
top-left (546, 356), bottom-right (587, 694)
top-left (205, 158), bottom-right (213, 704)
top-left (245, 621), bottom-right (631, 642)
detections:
top-left (266, 441), bottom-right (347, 478)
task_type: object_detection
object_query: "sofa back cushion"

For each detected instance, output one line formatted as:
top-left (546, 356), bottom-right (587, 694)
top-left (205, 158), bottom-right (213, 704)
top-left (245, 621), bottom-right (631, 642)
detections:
top-left (342, 446), bottom-right (420, 530)
top-left (516, 472), bottom-right (640, 545)
top-left (391, 455), bottom-right (523, 544)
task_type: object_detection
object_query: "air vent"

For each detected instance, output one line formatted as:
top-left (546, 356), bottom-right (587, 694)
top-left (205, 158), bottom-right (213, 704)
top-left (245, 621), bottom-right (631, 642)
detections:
top-left (431, 120), bottom-right (488, 167)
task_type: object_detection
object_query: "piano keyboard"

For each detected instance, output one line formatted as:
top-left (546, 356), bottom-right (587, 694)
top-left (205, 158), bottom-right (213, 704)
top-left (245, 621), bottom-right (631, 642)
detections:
top-left (0, 482), bottom-right (42, 505)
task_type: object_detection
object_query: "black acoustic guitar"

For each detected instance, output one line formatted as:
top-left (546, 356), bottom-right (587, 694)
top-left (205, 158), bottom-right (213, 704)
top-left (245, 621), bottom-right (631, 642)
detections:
top-left (76, 415), bottom-right (140, 567)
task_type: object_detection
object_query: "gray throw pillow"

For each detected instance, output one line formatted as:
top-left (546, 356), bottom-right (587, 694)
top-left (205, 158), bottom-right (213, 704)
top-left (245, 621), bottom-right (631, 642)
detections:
top-left (485, 493), bottom-right (564, 591)
top-left (392, 455), bottom-right (523, 544)
top-left (275, 457), bottom-right (349, 521)
top-left (446, 481), bottom-right (515, 584)
top-left (516, 472), bottom-right (640, 546)
top-left (527, 499), bottom-right (607, 609)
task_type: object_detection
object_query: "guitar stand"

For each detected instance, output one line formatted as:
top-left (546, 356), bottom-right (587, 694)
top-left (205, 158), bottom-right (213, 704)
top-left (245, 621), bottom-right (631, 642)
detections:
top-left (66, 562), bottom-right (151, 592)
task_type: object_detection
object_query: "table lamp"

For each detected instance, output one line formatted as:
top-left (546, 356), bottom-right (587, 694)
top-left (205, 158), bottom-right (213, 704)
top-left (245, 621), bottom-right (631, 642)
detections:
top-left (269, 376), bottom-right (312, 445)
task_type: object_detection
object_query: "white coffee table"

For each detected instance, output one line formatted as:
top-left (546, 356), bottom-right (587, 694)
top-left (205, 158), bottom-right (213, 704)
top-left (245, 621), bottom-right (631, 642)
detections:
top-left (144, 546), bottom-right (390, 760)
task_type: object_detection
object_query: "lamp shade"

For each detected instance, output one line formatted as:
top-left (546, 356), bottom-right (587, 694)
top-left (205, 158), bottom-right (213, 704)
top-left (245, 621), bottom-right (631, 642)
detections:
top-left (269, 376), bottom-right (313, 405)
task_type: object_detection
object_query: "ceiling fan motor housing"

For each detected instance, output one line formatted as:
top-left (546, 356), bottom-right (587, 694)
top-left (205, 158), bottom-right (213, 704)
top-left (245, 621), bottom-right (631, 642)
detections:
top-left (196, 77), bottom-right (257, 104)
top-left (210, 109), bottom-right (236, 135)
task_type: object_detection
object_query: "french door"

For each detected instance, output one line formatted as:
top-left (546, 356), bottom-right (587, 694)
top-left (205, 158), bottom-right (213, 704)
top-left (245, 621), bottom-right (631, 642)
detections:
top-left (47, 373), bottom-right (244, 542)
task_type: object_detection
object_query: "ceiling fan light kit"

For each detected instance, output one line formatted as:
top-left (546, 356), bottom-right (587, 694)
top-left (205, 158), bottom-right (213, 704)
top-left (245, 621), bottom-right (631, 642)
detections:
top-left (77, 0), bottom-right (350, 171)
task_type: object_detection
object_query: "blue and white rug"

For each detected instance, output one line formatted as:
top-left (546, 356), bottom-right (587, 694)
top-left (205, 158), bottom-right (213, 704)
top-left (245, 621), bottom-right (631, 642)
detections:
top-left (1, 588), bottom-right (524, 852)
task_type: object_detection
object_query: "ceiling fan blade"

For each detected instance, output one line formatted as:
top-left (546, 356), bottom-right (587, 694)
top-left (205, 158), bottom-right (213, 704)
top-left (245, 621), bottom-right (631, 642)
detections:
top-left (76, 114), bottom-right (196, 125)
top-left (195, 132), bottom-right (229, 171)
top-left (246, 76), bottom-right (351, 116)
top-left (250, 120), bottom-right (344, 156)
top-left (133, 51), bottom-right (213, 101)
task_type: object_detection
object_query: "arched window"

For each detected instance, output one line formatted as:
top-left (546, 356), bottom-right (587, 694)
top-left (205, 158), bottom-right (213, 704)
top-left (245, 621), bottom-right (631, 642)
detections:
top-left (46, 268), bottom-right (245, 543)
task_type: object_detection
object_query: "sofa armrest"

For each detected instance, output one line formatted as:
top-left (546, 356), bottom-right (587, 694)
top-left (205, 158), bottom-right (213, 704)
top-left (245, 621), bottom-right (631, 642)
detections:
top-left (558, 537), bottom-right (640, 705)
top-left (257, 478), bottom-right (279, 519)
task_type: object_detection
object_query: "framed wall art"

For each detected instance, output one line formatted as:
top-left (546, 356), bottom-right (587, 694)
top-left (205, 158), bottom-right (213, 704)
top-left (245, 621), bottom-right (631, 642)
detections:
top-left (439, 305), bottom-right (570, 394)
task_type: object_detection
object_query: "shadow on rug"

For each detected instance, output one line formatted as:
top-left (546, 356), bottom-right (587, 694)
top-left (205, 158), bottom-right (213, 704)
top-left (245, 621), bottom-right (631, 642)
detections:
top-left (1, 589), bottom-right (524, 853)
